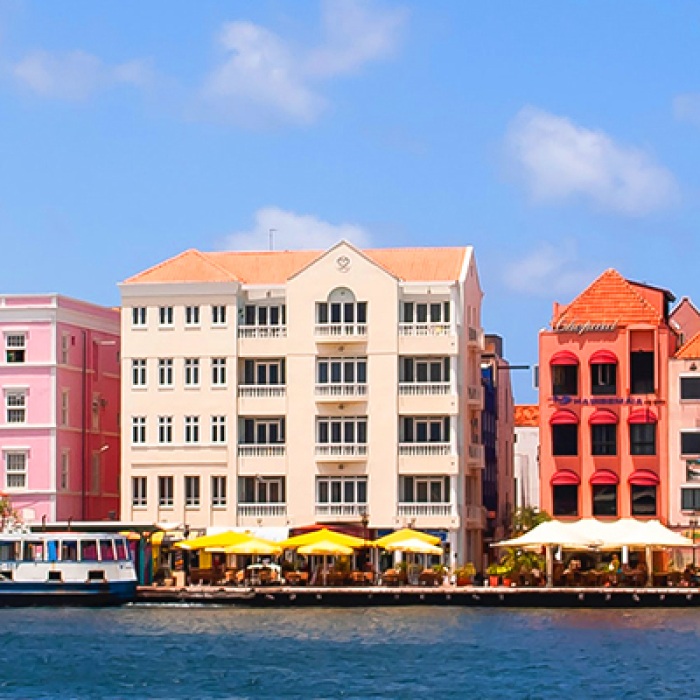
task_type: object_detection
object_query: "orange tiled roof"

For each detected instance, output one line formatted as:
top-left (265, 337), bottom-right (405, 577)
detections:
top-left (552, 269), bottom-right (663, 327)
top-left (123, 246), bottom-right (469, 285)
top-left (515, 405), bottom-right (539, 427)
top-left (676, 331), bottom-right (700, 359)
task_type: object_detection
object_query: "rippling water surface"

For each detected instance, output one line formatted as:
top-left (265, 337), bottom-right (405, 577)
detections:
top-left (0, 605), bottom-right (698, 699)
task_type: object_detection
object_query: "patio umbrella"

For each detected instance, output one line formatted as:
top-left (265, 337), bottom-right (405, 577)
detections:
top-left (280, 528), bottom-right (366, 550)
top-left (216, 537), bottom-right (282, 556)
top-left (297, 540), bottom-right (354, 585)
top-left (373, 528), bottom-right (441, 548)
top-left (383, 538), bottom-right (444, 555)
top-left (175, 530), bottom-right (252, 551)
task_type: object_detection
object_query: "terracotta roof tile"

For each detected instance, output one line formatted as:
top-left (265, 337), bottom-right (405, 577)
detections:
top-left (123, 246), bottom-right (469, 285)
top-left (515, 405), bottom-right (539, 427)
top-left (676, 331), bottom-right (700, 359)
top-left (552, 269), bottom-right (663, 328)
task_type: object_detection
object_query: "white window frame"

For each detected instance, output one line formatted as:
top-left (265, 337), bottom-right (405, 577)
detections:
top-left (132, 416), bottom-right (146, 444)
top-left (158, 306), bottom-right (174, 328)
top-left (242, 303), bottom-right (287, 327)
top-left (184, 415), bottom-right (200, 443)
top-left (399, 475), bottom-right (450, 503)
top-left (185, 475), bottom-right (200, 508)
top-left (61, 333), bottom-right (70, 364)
top-left (212, 358), bottom-right (227, 386)
top-left (211, 415), bottom-right (227, 443)
top-left (132, 476), bottom-right (147, 508)
top-left (238, 476), bottom-right (285, 504)
top-left (212, 305), bottom-right (227, 326)
top-left (131, 307), bottom-right (147, 327)
top-left (158, 416), bottom-right (173, 444)
top-left (60, 451), bottom-right (70, 490)
top-left (240, 418), bottom-right (285, 445)
top-left (401, 416), bottom-right (451, 443)
top-left (132, 359), bottom-right (147, 387)
top-left (680, 374), bottom-right (700, 402)
top-left (316, 416), bottom-right (368, 444)
top-left (316, 476), bottom-right (367, 506)
top-left (316, 357), bottom-right (367, 385)
top-left (184, 358), bottom-right (200, 387)
top-left (61, 390), bottom-right (69, 426)
top-left (211, 476), bottom-right (227, 508)
top-left (5, 390), bottom-right (27, 424)
top-left (158, 476), bottom-right (174, 508)
top-left (158, 358), bottom-right (173, 387)
top-left (4, 451), bottom-right (27, 490)
top-left (242, 359), bottom-right (285, 386)
top-left (185, 306), bottom-right (200, 327)
top-left (5, 333), bottom-right (26, 364)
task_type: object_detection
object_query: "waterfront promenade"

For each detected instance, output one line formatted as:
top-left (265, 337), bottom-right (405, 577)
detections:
top-left (137, 583), bottom-right (700, 608)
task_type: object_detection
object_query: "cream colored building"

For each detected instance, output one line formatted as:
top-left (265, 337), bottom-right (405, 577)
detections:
top-left (119, 241), bottom-right (485, 562)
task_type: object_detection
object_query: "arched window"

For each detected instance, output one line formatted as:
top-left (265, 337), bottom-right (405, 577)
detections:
top-left (550, 351), bottom-right (578, 396)
top-left (550, 409), bottom-right (579, 456)
top-left (317, 288), bottom-right (367, 325)
top-left (590, 350), bottom-right (618, 396)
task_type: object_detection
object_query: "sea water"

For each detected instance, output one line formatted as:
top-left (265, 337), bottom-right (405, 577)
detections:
top-left (0, 605), bottom-right (697, 699)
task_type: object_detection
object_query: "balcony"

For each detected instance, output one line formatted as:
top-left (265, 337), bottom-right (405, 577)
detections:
top-left (467, 384), bottom-right (483, 406)
top-left (315, 444), bottom-right (367, 461)
top-left (397, 503), bottom-right (455, 517)
top-left (315, 504), bottom-right (368, 519)
top-left (314, 323), bottom-right (367, 341)
top-left (238, 326), bottom-right (287, 357)
top-left (398, 382), bottom-right (457, 414)
top-left (237, 445), bottom-right (286, 458)
top-left (398, 382), bottom-right (451, 396)
top-left (315, 384), bottom-right (367, 401)
top-left (399, 443), bottom-right (452, 457)
top-left (238, 385), bottom-right (286, 398)
top-left (399, 323), bottom-right (457, 355)
top-left (464, 504), bottom-right (486, 528)
top-left (467, 443), bottom-right (484, 468)
top-left (399, 322), bottom-right (453, 337)
top-left (237, 504), bottom-right (287, 518)
top-left (467, 326), bottom-right (484, 349)
top-left (238, 325), bottom-right (287, 339)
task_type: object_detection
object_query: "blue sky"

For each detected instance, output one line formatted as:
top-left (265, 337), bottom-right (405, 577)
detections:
top-left (2, 1), bottom-right (700, 402)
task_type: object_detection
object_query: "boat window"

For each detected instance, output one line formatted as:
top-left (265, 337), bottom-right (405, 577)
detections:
top-left (47, 541), bottom-right (59, 562)
top-left (116, 538), bottom-right (129, 561)
top-left (80, 540), bottom-right (99, 562)
top-left (99, 540), bottom-right (116, 561)
top-left (61, 540), bottom-right (78, 561)
top-left (0, 541), bottom-right (19, 561)
top-left (23, 541), bottom-right (45, 562)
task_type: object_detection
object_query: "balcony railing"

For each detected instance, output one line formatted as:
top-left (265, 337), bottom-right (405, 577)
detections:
top-left (315, 384), bottom-right (367, 398)
top-left (314, 323), bottom-right (367, 338)
top-left (398, 382), bottom-right (451, 396)
top-left (238, 385), bottom-right (286, 398)
top-left (397, 503), bottom-right (454, 517)
top-left (238, 325), bottom-right (287, 339)
top-left (399, 322), bottom-right (453, 337)
top-left (315, 504), bottom-right (368, 517)
top-left (237, 444), bottom-right (286, 457)
top-left (237, 504), bottom-right (287, 518)
top-left (399, 443), bottom-right (452, 456)
top-left (315, 444), bottom-right (368, 457)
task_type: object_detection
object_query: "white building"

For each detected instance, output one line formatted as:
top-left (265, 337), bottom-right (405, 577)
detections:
top-left (119, 241), bottom-right (485, 561)
top-left (514, 405), bottom-right (540, 510)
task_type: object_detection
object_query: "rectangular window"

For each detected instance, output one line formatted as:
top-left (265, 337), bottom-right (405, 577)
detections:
top-left (552, 485), bottom-right (578, 517)
top-left (316, 417), bottom-right (367, 444)
top-left (132, 416), bottom-right (146, 444)
top-left (591, 424), bottom-right (616, 456)
top-left (238, 476), bottom-right (285, 504)
top-left (5, 391), bottom-right (27, 423)
top-left (631, 484), bottom-right (657, 516)
top-left (552, 424), bottom-right (578, 456)
top-left (131, 476), bottom-right (148, 508)
top-left (212, 305), bottom-right (227, 326)
top-left (630, 351), bottom-right (654, 394)
top-left (591, 364), bottom-right (617, 396)
top-left (158, 359), bottom-right (173, 387)
top-left (5, 334), bottom-right (26, 363)
top-left (681, 488), bottom-right (700, 511)
top-left (212, 358), bottom-right (227, 386)
top-left (243, 304), bottom-right (286, 326)
top-left (399, 475), bottom-right (450, 503)
top-left (400, 417), bottom-right (449, 443)
top-left (681, 432), bottom-right (700, 456)
top-left (212, 476), bottom-right (227, 507)
top-left (132, 359), bottom-right (147, 387)
top-left (687, 460), bottom-right (700, 482)
top-left (185, 306), bottom-right (200, 326)
top-left (211, 415), bottom-right (226, 443)
top-left (241, 418), bottom-right (285, 444)
top-left (552, 365), bottom-right (578, 396)
top-left (243, 359), bottom-right (285, 385)
top-left (4, 452), bottom-right (27, 489)
top-left (592, 485), bottom-right (617, 516)
top-left (184, 416), bottom-right (200, 443)
top-left (184, 358), bottom-right (200, 386)
top-left (630, 423), bottom-right (656, 455)
top-left (681, 376), bottom-right (700, 401)
top-left (185, 476), bottom-right (200, 508)
top-left (316, 358), bottom-right (367, 384)
top-left (61, 334), bottom-right (70, 364)
top-left (60, 451), bottom-right (69, 490)
top-left (131, 307), bottom-right (147, 327)
top-left (159, 306), bottom-right (174, 327)
top-left (158, 416), bottom-right (173, 444)
top-left (61, 390), bottom-right (69, 426)
top-left (158, 476), bottom-right (173, 508)
top-left (316, 477), bottom-right (367, 505)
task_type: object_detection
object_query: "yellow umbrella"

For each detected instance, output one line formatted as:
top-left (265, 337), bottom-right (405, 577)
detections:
top-left (373, 528), bottom-right (441, 548)
top-left (280, 528), bottom-right (366, 550)
top-left (213, 537), bottom-right (282, 556)
top-left (175, 530), bottom-right (251, 551)
top-left (384, 537), bottom-right (444, 555)
top-left (297, 540), bottom-right (354, 586)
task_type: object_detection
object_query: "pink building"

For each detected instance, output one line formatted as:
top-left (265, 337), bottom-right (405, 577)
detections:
top-left (0, 295), bottom-right (120, 523)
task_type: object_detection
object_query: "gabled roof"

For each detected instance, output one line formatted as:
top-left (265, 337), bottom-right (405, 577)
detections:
top-left (552, 268), bottom-right (663, 327)
top-left (122, 246), bottom-right (469, 285)
top-left (675, 331), bottom-right (700, 359)
top-left (514, 405), bottom-right (539, 427)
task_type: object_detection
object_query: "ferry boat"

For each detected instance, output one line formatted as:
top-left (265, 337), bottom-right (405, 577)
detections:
top-left (0, 531), bottom-right (137, 606)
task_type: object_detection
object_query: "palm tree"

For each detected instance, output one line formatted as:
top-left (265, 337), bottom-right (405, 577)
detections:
top-left (511, 506), bottom-right (551, 535)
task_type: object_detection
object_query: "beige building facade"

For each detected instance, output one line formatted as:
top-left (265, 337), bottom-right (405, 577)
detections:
top-left (119, 242), bottom-right (485, 562)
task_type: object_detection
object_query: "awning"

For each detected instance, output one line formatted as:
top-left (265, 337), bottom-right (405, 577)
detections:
top-left (629, 469), bottom-right (660, 486)
top-left (551, 350), bottom-right (578, 366)
top-left (628, 407), bottom-right (657, 424)
top-left (590, 349), bottom-right (618, 364)
top-left (550, 409), bottom-right (578, 425)
top-left (550, 469), bottom-right (581, 486)
top-left (589, 408), bottom-right (618, 425)
top-left (590, 469), bottom-right (619, 485)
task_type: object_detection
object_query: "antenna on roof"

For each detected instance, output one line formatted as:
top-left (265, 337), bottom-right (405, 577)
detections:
top-left (269, 228), bottom-right (277, 251)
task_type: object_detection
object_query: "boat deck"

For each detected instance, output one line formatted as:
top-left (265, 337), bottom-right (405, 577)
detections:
top-left (136, 584), bottom-right (700, 608)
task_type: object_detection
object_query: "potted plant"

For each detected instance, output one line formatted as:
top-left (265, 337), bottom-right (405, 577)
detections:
top-left (486, 562), bottom-right (501, 587)
top-left (455, 562), bottom-right (476, 586)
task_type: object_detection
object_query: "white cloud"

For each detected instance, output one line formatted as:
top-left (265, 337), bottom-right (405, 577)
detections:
top-left (201, 0), bottom-right (407, 126)
top-left (11, 50), bottom-right (152, 101)
top-left (504, 239), bottom-right (596, 298)
top-left (223, 206), bottom-right (372, 251)
top-left (505, 107), bottom-right (678, 216)
top-left (673, 93), bottom-right (700, 126)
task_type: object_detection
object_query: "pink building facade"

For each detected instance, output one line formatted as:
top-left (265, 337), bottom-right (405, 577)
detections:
top-left (0, 295), bottom-right (120, 523)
